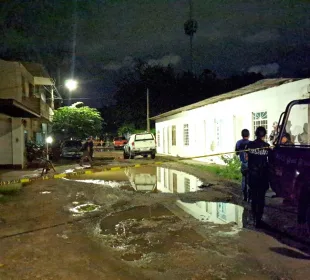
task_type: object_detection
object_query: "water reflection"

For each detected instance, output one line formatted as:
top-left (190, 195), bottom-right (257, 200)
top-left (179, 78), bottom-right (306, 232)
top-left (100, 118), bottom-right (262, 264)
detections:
top-left (124, 167), bottom-right (156, 192)
top-left (123, 166), bottom-right (204, 193)
top-left (70, 166), bottom-right (205, 194)
top-left (176, 201), bottom-right (244, 228)
top-left (156, 167), bottom-right (203, 193)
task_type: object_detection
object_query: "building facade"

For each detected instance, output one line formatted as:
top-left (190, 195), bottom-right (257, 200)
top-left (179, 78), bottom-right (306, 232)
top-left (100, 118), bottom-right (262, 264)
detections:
top-left (151, 78), bottom-right (310, 163)
top-left (0, 59), bottom-right (60, 168)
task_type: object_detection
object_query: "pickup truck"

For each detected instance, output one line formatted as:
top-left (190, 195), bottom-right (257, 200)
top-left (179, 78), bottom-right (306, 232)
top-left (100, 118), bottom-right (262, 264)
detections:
top-left (113, 136), bottom-right (127, 150)
top-left (123, 132), bottom-right (156, 159)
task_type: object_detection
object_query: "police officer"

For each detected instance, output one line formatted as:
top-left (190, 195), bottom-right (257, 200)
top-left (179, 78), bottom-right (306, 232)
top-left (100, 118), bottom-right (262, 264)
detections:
top-left (245, 126), bottom-right (270, 228)
top-left (235, 129), bottom-right (250, 201)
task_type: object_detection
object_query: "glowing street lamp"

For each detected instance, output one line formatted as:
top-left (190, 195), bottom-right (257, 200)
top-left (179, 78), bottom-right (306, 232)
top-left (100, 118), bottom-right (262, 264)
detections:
top-left (65, 79), bottom-right (78, 91)
top-left (46, 136), bottom-right (53, 160)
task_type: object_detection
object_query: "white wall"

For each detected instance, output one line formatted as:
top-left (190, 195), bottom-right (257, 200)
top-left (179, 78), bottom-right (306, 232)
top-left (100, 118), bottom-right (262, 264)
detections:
top-left (155, 79), bottom-right (310, 163)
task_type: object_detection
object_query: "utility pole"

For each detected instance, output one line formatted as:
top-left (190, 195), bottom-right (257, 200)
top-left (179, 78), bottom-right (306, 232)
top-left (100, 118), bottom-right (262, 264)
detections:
top-left (51, 88), bottom-right (54, 110)
top-left (146, 88), bottom-right (150, 132)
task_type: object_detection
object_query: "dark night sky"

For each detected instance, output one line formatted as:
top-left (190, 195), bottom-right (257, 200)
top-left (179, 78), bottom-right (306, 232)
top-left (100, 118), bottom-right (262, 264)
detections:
top-left (1, 0), bottom-right (310, 107)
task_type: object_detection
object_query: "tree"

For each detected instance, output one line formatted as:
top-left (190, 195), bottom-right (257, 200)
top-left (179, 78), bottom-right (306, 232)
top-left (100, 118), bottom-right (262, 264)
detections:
top-left (52, 105), bottom-right (103, 140)
top-left (117, 123), bottom-right (135, 137)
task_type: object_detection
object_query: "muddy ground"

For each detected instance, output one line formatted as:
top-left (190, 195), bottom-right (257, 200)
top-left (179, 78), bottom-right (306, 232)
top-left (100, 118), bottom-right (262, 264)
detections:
top-left (0, 153), bottom-right (310, 280)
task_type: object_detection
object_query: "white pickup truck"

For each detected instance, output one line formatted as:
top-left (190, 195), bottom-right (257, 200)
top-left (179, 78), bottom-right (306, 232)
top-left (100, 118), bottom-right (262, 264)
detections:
top-left (123, 132), bottom-right (156, 159)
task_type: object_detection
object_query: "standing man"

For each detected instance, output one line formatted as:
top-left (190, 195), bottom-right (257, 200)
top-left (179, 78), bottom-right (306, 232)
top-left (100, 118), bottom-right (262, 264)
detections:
top-left (80, 138), bottom-right (93, 167)
top-left (235, 129), bottom-right (250, 202)
top-left (245, 126), bottom-right (270, 228)
top-left (269, 122), bottom-right (279, 143)
top-left (89, 136), bottom-right (94, 159)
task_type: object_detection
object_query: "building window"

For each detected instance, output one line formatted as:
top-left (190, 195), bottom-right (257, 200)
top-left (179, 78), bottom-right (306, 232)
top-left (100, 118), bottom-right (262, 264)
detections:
top-left (157, 130), bottom-right (160, 147)
top-left (252, 111), bottom-right (268, 137)
top-left (184, 177), bottom-right (190, 192)
top-left (183, 124), bottom-right (189, 146)
top-left (172, 125), bottom-right (176, 146)
top-left (215, 119), bottom-right (222, 149)
top-left (216, 202), bottom-right (227, 221)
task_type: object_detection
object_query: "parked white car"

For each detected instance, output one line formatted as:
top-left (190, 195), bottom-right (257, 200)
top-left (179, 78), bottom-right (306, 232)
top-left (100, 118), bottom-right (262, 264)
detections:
top-left (123, 132), bottom-right (156, 159)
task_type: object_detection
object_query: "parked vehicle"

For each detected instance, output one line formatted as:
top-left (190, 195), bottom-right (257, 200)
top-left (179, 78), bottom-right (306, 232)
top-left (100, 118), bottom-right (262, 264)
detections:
top-left (113, 136), bottom-right (128, 150)
top-left (26, 141), bottom-right (45, 162)
top-left (60, 140), bottom-right (83, 158)
top-left (269, 98), bottom-right (310, 222)
top-left (123, 132), bottom-right (156, 159)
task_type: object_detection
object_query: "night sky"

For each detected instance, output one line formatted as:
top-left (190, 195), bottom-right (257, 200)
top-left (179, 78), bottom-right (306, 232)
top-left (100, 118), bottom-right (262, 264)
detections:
top-left (1, 0), bottom-right (310, 107)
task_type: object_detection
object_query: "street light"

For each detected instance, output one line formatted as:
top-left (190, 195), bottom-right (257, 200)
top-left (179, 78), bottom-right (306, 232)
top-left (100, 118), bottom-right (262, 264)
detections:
top-left (46, 136), bottom-right (53, 160)
top-left (65, 79), bottom-right (78, 91)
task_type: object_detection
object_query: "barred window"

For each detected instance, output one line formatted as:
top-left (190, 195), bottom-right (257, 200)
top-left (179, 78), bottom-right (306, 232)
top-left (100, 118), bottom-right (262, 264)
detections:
top-left (216, 202), bottom-right (227, 221)
top-left (252, 112), bottom-right (268, 138)
top-left (172, 125), bottom-right (176, 146)
top-left (157, 130), bottom-right (160, 147)
top-left (184, 177), bottom-right (190, 192)
top-left (183, 124), bottom-right (189, 146)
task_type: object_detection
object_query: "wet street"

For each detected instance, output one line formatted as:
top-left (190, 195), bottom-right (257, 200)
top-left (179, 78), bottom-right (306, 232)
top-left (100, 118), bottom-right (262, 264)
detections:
top-left (0, 155), bottom-right (310, 280)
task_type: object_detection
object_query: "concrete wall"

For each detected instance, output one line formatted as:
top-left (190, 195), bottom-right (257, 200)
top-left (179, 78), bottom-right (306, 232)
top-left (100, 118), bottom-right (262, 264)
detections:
top-left (0, 115), bottom-right (25, 168)
top-left (155, 79), bottom-right (310, 163)
top-left (0, 59), bottom-right (52, 168)
top-left (0, 59), bottom-right (34, 102)
top-left (11, 118), bottom-right (25, 168)
top-left (0, 114), bottom-right (13, 165)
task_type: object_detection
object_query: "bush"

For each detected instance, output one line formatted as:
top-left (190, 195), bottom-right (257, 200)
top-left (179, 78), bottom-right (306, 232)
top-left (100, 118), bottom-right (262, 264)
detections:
top-left (220, 155), bottom-right (242, 181)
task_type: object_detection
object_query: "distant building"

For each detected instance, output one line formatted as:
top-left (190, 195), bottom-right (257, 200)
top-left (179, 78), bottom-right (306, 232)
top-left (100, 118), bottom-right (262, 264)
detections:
top-left (151, 78), bottom-right (310, 164)
top-left (0, 59), bottom-right (62, 168)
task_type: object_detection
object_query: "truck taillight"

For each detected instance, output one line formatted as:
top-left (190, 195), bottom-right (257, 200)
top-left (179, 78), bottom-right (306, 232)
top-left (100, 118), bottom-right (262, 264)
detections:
top-left (132, 142), bottom-right (135, 146)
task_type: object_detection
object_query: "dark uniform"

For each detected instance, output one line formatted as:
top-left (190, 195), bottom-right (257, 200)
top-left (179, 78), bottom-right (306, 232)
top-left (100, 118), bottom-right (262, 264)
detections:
top-left (89, 139), bottom-right (94, 159)
top-left (245, 137), bottom-right (270, 227)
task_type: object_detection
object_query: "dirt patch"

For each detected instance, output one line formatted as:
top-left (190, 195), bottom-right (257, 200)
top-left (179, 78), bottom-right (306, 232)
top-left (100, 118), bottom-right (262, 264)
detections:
top-left (0, 158), bottom-right (309, 279)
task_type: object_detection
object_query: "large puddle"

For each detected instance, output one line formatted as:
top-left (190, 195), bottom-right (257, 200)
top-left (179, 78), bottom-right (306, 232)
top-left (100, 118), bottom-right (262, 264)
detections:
top-left (66, 166), bottom-right (205, 193)
top-left (67, 166), bottom-right (246, 260)
top-left (96, 202), bottom-right (245, 261)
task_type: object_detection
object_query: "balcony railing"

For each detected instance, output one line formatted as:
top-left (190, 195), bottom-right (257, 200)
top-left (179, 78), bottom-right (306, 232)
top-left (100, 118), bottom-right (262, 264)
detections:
top-left (22, 97), bottom-right (53, 122)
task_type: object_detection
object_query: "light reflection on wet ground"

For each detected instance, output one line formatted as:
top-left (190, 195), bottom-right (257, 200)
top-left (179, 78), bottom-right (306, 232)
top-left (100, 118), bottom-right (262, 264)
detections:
top-left (67, 166), bottom-right (205, 193)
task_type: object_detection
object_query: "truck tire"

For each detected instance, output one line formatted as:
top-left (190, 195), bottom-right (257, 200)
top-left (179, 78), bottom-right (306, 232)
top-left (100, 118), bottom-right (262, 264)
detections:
top-left (123, 151), bottom-right (129, 159)
top-left (151, 153), bottom-right (155, 159)
top-left (129, 149), bottom-right (135, 159)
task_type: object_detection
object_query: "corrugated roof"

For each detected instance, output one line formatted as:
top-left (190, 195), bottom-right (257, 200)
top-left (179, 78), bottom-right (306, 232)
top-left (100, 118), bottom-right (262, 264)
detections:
top-left (21, 62), bottom-right (51, 78)
top-left (150, 78), bottom-right (302, 120)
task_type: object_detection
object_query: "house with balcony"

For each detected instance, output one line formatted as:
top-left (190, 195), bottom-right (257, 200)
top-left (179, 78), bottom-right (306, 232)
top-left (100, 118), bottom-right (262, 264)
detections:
top-left (0, 58), bottom-right (61, 168)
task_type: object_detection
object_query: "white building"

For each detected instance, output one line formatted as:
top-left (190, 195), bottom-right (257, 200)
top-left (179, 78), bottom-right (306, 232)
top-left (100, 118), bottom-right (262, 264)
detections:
top-left (151, 78), bottom-right (310, 163)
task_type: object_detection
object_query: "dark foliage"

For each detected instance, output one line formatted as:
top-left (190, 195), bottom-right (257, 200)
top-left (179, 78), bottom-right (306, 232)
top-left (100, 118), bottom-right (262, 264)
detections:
top-left (111, 61), bottom-right (264, 130)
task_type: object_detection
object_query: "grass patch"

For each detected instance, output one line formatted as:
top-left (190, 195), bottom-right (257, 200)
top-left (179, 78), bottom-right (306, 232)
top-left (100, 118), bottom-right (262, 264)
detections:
top-left (0, 183), bottom-right (22, 195)
top-left (79, 204), bottom-right (98, 212)
top-left (184, 155), bottom-right (242, 182)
